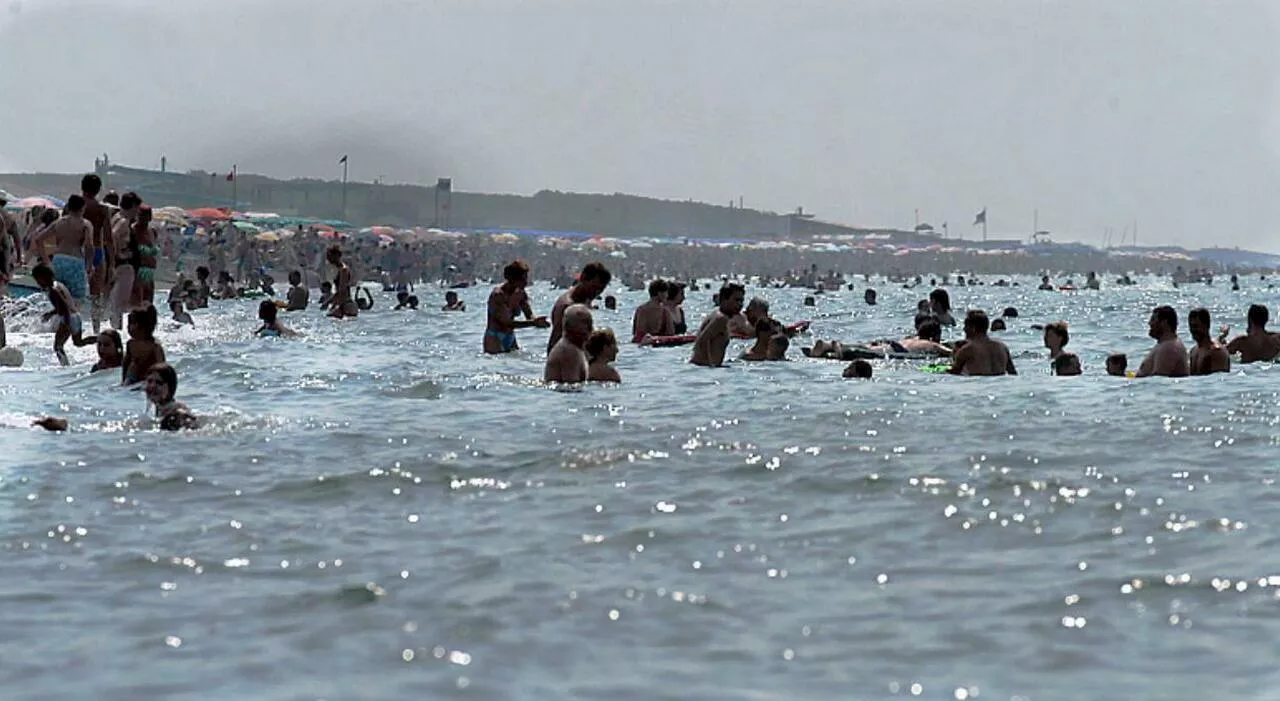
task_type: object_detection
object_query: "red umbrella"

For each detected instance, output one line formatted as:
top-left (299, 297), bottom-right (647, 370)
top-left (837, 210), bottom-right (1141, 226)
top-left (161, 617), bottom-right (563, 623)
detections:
top-left (187, 207), bottom-right (231, 220)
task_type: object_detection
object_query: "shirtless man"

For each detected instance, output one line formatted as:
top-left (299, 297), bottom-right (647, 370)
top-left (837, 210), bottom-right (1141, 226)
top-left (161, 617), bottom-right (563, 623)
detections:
top-left (80, 174), bottom-right (111, 332)
top-left (691, 282), bottom-right (745, 367)
top-left (485, 260), bottom-right (547, 353)
top-left (725, 296), bottom-right (769, 338)
top-left (1219, 304), bottom-right (1280, 363)
top-left (545, 304), bottom-right (592, 383)
top-left (1187, 307), bottom-right (1230, 375)
top-left (29, 195), bottom-right (93, 302)
top-left (949, 310), bottom-right (1017, 376)
top-left (631, 278), bottom-right (674, 342)
top-left (547, 262), bottom-right (611, 352)
top-left (741, 317), bottom-right (782, 360)
top-left (1136, 305), bottom-right (1190, 378)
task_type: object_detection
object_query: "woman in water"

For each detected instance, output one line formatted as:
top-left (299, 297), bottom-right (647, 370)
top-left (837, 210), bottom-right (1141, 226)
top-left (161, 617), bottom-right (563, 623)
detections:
top-left (121, 304), bottom-right (165, 386)
top-left (131, 205), bottom-right (159, 308)
top-left (144, 362), bottom-right (198, 431)
top-left (325, 245), bottom-right (358, 319)
top-left (586, 328), bottom-right (621, 383)
top-left (665, 282), bottom-right (687, 335)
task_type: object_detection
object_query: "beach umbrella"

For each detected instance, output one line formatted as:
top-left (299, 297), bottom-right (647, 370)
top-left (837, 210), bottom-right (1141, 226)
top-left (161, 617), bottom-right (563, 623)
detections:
top-left (12, 196), bottom-right (61, 210)
top-left (187, 207), bottom-right (231, 220)
top-left (256, 231), bottom-right (281, 242)
top-left (230, 220), bottom-right (262, 234)
top-left (318, 230), bottom-right (348, 239)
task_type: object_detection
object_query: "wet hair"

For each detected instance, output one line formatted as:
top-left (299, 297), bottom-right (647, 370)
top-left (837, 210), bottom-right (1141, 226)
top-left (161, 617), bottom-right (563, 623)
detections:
top-left (288, 270), bottom-right (302, 285)
top-left (719, 282), bottom-right (745, 305)
top-left (964, 309), bottom-right (990, 335)
top-left (803, 296), bottom-right (816, 306)
top-left (396, 291), bottom-right (410, 305)
top-left (1045, 321), bottom-right (1069, 347)
top-left (1152, 305), bottom-right (1178, 332)
top-left (768, 334), bottom-right (789, 356)
top-left (929, 288), bottom-right (951, 313)
top-left (320, 281), bottom-right (333, 292)
top-left (1188, 307), bottom-right (1211, 328)
top-left (917, 319), bottom-right (942, 342)
top-left (196, 265), bottom-right (210, 280)
top-left (1053, 353), bottom-right (1082, 376)
top-left (914, 312), bottom-right (935, 331)
top-left (991, 319), bottom-right (1007, 332)
top-left (81, 173), bottom-right (102, 196)
top-left (1248, 304), bottom-right (1269, 328)
top-left (129, 304), bottom-right (159, 338)
top-left (604, 295), bottom-right (617, 308)
top-left (746, 297), bottom-right (770, 314)
top-left (148, 362), bottom-right (178, 399)
top-left (66, 194), bottom-right (86, 213)
top-left (258, 300), bottom-right (278, 322)
top-left (864, 289), bottom-right (877, 305)
top-left (648, 279), bottom-right (669, 297)
top-left (32, 263), bottom-right (53, 283)
top-left (585, 328), bottom-right (617, 361)
top-left (848, 359), bottom-right (873, 379)
top-left (1106, 353), bottom-right (1127, 371)
top-left (99, 328), bottom-right (123, 354)
top-left (666, 282), bottom-right (686, 301)
top-left (103, 191), bottom-right (120, 206)
top-left (120, 192), bottom-right (142, 210)
top-left (445, 290), bottom-right (458, 301)
top-left (1002, 307), bottom-right (1018, 318)
top-left (503, 259), bottom-right (530, 281)
top-left (40, 208), bottom-right (58, 225)
top-left (580, 262), bottom-right (612, 286)
top-left (754, 317), bottom-right (777, 338)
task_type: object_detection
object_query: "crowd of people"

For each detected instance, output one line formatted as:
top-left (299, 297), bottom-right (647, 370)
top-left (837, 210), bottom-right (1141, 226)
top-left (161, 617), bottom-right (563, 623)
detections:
top-left (2, 174), bottom-right (1277, 432)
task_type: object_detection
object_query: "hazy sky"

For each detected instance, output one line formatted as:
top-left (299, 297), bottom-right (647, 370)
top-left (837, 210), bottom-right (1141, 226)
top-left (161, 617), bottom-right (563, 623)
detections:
top-left (2, 0), bottom-right (1278, 249)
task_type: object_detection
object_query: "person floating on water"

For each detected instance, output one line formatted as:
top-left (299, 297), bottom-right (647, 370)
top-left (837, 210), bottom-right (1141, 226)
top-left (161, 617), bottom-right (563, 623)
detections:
top-left (949, 310), bottom-right (1016, 376)
top-left (485, 260), bottom-right (548, 354)
top-left (1218, 304), bottom-right (1280, 363)
top-left (1136, 305), bottom-right (1189, 378)
top-left (631, 279), bottom-right (674, 343)
top-left (1187, 307), bottom-right (1229, 375)
top-left (547, 262), bottom-right (611, 353)
top-left (545, 303), bottom-right (592, 383)
top-left (691, 282), bottom-right (744, 367)
top-left (122, 304), bottom-right (165, 386)
top-left (32, 263), bottom-right (97, 366)
top-left (145, 362), bottom-right (199, 431)
top-left (586, 328), bottom-right (621, 383)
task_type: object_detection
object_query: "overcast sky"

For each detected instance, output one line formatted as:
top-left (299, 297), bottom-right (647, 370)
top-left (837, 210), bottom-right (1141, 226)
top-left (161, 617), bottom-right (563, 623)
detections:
top-left (2, 0), bottom-right (1278, 248)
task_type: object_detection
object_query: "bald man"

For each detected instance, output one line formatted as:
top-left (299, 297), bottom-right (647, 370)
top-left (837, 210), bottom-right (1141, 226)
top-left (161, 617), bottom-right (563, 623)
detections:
top-left (545, 303), bottom-right (593, 383)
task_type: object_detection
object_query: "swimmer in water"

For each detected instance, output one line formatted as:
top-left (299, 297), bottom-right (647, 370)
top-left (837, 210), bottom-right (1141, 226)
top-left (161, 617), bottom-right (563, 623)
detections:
top-left (1136, 305), bottom-right (1189, 378)
top-left (725, 296), bottom-right (770, 339)
top-left (144, 362), bottom-right (198, 431)
top-left (91, 329), bottom-right (123, 373)
top-left (1218, 304), bottom-right (1280, 363)
top-left (394, 292), bottom-right (420, 310)
top-left (691, 282), bottom-right (744, 367)
top-left (949, 310), bottom-right (1016, 376)
top-left (485, 260), bottom-right (548, 354)
top-left (547, 262), bottom-right (611, 352)
top-left (586, 328), bottom-right (621, 383)
top-left (631, 279), bottom-right (674, 343)
top-left (1106, 353), bottom-right (1127, 377)
top-left (325, 246), bottom-right (359, 318)
top-left (32, 263), bottom-right (97, 366)
top-left (741, 318), bottom-right (783, 360)
top-left (843, 359), bottom-right (873, 379)
top-left (442, 290), bottom-right (465, 311)
top-left (256, 299), bottom-right (297, 337)
top-left (665, 283), bottom-right (687, 334)
top-left (765, 333), bottom-right (789, 360)
top-left (1053, 353), bottom-right (1082, 376)
top-left (929, 289), bottom-right (956, 326)
top-left (1187, 307), bottom-right (1229, 375)
top-left (170, 299), bottom-right (194, 326)
top-left (286, 270), bottom-right (309, 311)
top-left (1042, 321), bottom-right (1079, 375)
top-left (545, 303), bottom-right (592, 383)
top-left (121, 304), bottom-right (165, 386)
top-left (317, 280), bottom-right (333, 308)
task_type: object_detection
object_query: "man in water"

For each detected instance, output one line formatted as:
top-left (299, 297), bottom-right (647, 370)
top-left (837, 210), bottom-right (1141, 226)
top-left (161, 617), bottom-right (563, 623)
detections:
top-left (80, 174), bottom-right (111, 333)
top-left (485, 260), bottom-right (548, 353)
top-left (724, 296), bottom-right (770, 338)
top-left (29, 195), bottom-right (93, 302)
top-left (1219, 304), bottom-right (1280, 363)
top-left (949, 310), bottom-right (1017, 376)
top-left (545, 303), bottom-right (592, 383)
top-left (1136, 305), bottom-right (1189, 378)
top-left (547, 262), bottom-right (611, 352)
top-left (1187, 307), bottom-right (1230, 375)
top-left (631, 278), bottom-right (673, 342)
top-left (691, 282), bottom-right (744, 367)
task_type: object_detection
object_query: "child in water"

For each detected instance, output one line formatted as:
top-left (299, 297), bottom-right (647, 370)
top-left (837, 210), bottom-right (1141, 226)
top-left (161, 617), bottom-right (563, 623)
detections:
top-left (32, 264), bottom-right (97, 366)
top-left (442, 290), bottom-right (466, 311)
top-left (91, 329), bottom-right (123, 373)
top-left (122, 305), bottom-right (165, 386)
top-left (586, 328), bottom-right (621, 383)
top-left (286, 270), bottom-right (309, 311)
top-left (317, 281), bottom-right (334, 308)
top-left (170, 299), bottom-right (195, 327)
top-left (255, 300), bottom-right (297, 337)
top-left (144, 362), bottom-right (198, 431)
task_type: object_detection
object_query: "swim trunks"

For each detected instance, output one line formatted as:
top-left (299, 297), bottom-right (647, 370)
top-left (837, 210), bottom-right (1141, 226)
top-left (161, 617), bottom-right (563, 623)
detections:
top-left (93, 247), bottom-right (106, 267)
top-left (52, 254), bottom-right (88, 299)
top-left (485, 328), bottom-right (518, 352)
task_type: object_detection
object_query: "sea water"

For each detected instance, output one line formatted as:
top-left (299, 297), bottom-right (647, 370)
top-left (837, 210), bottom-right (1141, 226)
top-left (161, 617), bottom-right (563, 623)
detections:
top-left (2, 278), bottom-right (1280, 701)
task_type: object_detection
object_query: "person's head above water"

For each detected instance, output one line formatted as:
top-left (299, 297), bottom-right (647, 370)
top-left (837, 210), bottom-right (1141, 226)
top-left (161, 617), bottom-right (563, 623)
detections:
top-left (258, 299), bottom-right (278, 323)
top-left (745, 296), bottom-right (770, 322)
top-left (1106, 353), bottom-right (1127, 376)
top-left (963, 309), bottom-right (990, 338)
top-left (1002, 307), bottom-right (1018, 318)
top-left (719, 283), bottom-right (746, 316)
top-left (1053, 353), bottom-right (1082, 376)
top-left (586, 328), bottom-right (618, 362)
top-left (766, 334), bottom-right (789, 360)
top-left (647, 279), bottom-right (669, 300)
top-left (604, 295), bottom-right (617, 310)
top-left (503, 259), bottom-right (530, 287)
top-left (929, 289), bottom-right (951, 314)
top-left (916, 319), bottom-right (942, 343)
top-left (563, 304), bottom-right (594, 345)
top-left (288, 270), bottom-right (302, 286)
top-left (843, 359), bottom-right (873, 379)
top-left (144, 362), bottom-right (178, 406)
top-left (666, 282), bottom-right (686, 305)
top-left (1044, 321), bottom-right (1069, 351)
top-left (325, 245), bottom-right (343, 265)
top-left (31, 263), bottom-right (54, 288)
top-left (864, 288), bottom-right (877, 305)
top-left (97, 329), bottom-right (123, 360)
top-left (320, 281), bottom-right (332, 293)
top-left (1248, 303), bottom-right (1269, 331)
top-left (129, 304), bottom-right (159, 340)
top-left (1188, 307), bottom-right (1212, 342)
top-left (990, 319), bottom-right (1007, 332)
top-left (803, 296), bottom-right (816, 307)
top-left (577, 262), bottom-right (612, 298)
top-left (1148, 305), bottom-right (1178, 340)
